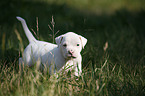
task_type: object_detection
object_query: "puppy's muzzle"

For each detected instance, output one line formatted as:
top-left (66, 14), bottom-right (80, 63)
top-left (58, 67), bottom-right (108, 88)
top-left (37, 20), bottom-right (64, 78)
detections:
top-left (67, 50), bottom-right (76, 58)
top-left (68, 50), bottom-right (73, 55)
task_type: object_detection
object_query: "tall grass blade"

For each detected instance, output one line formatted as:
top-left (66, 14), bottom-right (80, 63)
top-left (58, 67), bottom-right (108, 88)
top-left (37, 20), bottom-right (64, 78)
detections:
top-left (15, 29), bottom-right (24, 54)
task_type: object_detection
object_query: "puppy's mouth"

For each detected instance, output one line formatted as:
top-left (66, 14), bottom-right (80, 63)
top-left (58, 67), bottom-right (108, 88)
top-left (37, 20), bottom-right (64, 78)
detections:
top-left (70, 56), bottom-right (76, 58)
top-left (66, 54), bottom-right (76, 59)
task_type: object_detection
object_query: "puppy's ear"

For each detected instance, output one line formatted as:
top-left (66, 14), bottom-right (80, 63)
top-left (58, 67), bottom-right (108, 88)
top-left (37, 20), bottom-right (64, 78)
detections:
top-left (55, 35), bottom-right (64, 45)
top-left (79, 36), bottom-right (87, 49)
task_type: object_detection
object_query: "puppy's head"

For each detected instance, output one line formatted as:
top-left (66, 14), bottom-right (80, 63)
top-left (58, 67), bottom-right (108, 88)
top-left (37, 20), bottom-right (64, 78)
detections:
top-left (55, 32), bottom-right (87, 59)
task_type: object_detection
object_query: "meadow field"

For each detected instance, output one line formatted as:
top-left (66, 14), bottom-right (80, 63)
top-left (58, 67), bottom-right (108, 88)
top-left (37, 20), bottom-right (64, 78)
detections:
top-left (0, 0), bottom-right (145, 95)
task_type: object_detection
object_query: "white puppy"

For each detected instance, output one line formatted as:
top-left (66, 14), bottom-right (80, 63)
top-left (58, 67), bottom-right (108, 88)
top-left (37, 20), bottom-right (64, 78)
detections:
top-left (17, 16), bottom-right (87, 76)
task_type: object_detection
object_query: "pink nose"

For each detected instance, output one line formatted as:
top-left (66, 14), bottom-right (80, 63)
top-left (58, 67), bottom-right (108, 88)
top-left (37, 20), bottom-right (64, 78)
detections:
top-left (68, 50), bottom-right (73, 55)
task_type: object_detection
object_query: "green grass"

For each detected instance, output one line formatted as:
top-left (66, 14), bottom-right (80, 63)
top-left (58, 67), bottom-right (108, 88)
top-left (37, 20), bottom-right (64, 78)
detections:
top-left (0, 0), bottom-right (145, 95)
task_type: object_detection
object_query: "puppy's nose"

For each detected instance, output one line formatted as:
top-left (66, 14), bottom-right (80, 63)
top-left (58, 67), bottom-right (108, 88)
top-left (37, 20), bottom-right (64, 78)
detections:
top-left (68, 50), bottom-right (73, 55)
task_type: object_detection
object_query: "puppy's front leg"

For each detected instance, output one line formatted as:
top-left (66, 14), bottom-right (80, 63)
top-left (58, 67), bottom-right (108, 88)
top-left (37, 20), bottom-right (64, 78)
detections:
top-left (74, 57), bottom-right (82, 76)
top-left (66, 56), bottom-right (82, 76)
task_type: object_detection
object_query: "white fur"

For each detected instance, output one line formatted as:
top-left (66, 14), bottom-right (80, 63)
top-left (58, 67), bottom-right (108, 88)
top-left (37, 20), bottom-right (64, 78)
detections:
top-left (17, 16), bottom-right (87, 76)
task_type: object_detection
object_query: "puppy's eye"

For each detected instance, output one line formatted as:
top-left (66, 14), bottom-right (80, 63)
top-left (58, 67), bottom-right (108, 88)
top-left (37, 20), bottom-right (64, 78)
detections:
top-left (77, 44), bottom-right (80, 46)
top-left (63, 44), bottom-right (67, 47)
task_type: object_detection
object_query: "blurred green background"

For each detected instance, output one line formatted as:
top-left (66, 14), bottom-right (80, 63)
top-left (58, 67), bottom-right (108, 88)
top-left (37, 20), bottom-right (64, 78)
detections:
top-left (0, 0), bottom-right (145, 68)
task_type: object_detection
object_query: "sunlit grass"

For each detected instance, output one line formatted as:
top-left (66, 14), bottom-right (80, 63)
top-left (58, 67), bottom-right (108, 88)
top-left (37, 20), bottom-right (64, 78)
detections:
top-left (0, 54), bottom-right (144, 96)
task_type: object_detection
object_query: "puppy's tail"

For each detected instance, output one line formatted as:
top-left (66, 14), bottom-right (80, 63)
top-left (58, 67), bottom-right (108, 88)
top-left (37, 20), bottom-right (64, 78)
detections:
top-left (16, 16), bottom-right (36, 43)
